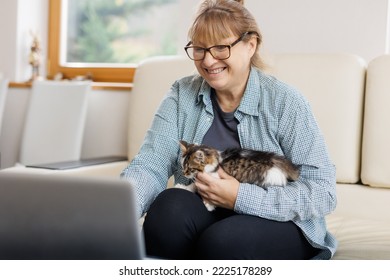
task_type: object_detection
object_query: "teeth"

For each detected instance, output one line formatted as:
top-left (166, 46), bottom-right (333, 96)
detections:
top-left (208, 68), bottom-right (224, 74)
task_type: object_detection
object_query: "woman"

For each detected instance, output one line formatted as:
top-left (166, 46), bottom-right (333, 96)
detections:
top-left (121, 0), bottom-right (337, 260)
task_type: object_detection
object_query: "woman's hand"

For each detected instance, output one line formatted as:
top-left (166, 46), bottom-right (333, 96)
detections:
top-left (195, 168), bottom-right (240, 210)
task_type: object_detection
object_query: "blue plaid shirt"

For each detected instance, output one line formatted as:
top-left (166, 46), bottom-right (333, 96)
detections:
top-left (121, 67), bottom-right (337, 259)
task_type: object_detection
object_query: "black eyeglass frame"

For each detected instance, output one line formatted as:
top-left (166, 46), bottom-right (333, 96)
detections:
top-left (184, 31), bottom-right (257, 61)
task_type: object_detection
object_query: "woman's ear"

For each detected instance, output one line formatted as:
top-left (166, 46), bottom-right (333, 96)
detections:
top-left (247, 36), bottom-right (258, 57)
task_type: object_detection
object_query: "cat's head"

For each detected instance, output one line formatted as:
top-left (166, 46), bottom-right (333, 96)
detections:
top-left (179, 140), bottom-right (220, 179)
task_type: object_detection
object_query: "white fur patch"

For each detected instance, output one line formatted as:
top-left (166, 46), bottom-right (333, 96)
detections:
top-left (204, 201), bottom-right (216, 211)
top-left (263, 167), bottom-right (287, 186)
top-left (210, 171), bottom-right (220, 179)
top-left (174, 183), bottom-right (196, 192)
top-left (203, 163), bottom-right (219, 174)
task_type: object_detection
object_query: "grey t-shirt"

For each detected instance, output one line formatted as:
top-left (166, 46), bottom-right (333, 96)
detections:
top-left (202, 90), bottom-right (240, 150)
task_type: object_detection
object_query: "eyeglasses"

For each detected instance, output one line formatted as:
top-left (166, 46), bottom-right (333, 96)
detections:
top-left (184, 32), bottom-right (256, 61)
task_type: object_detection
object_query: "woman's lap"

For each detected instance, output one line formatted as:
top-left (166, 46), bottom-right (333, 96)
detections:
top-left (143, 188), bottom-right (318, 260)
top-left (196, 214), bottom-right (318, 259)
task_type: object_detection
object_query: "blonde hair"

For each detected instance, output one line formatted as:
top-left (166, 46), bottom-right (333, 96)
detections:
top-left (188, 0), bottom-right (264, 69)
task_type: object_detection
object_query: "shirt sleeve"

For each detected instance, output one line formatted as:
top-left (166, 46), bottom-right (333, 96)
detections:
top-left (121, 82), bottom-right (181, 218)
top-left (234, 88), bottom-right (337, 222)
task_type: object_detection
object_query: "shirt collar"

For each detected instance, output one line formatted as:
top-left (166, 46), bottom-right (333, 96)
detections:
top-left (196, 80), bottom-right (212, 107)
top-left (236, 67), bottom-right (261, 117)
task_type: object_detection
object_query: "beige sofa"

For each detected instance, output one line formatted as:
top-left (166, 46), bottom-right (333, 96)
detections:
top-left (270, 53), bottom-right (390, 260)
top-left (2, 54), bottom-right (390, 259)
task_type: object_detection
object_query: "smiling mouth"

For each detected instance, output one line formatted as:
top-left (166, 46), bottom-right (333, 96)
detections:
top-left (206, 67), bottom-right (226, 74)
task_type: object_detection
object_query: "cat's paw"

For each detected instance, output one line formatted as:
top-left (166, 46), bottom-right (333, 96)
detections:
top-left (204, 201), bottom-right (216, 211)
top-left (174, 183), bottom-right (196, 193)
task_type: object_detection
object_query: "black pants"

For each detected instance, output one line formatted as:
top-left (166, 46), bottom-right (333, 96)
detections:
top-left (143, 188), bottom-right (319, 260)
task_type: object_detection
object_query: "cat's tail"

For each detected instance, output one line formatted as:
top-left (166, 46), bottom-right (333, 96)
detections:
top-left (272, 156), bottom-right (300, 181)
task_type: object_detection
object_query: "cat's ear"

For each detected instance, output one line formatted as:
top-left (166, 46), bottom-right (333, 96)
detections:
top-left (179, 140), bottom-right (188, 154)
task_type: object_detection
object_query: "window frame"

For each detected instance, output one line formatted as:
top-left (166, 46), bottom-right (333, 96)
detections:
top-left (47, 0), bottom-right (135, 84)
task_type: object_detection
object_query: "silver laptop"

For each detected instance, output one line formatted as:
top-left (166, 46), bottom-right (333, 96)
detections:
top-left (0, 172), bottom-right (145, 260)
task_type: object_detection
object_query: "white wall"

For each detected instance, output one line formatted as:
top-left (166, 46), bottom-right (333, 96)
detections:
top-left (0, 0), bottom-right (18, 80)
top-left (248, 0), bottom-right (390, 62)
top-left (179, 0), bottom-right (390, 62)
top-left (0, 0), bottom-right (47, 82)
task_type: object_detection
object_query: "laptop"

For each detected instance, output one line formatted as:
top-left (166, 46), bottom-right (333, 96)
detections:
top-left (0, 172), bottom-right (145, 260)
top-left (25, 156), bottom-right (128, 170)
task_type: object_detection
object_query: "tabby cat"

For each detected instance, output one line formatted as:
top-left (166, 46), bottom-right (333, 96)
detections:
top-left (175, 140), bottom-right (300, 211)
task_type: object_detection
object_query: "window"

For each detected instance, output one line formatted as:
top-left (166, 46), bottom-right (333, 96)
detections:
top-left (48, 0), bottom-right (180, 84)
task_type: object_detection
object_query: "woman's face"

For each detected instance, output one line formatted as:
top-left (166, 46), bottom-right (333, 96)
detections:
top-left (193, 33), bottom-right (256, 95)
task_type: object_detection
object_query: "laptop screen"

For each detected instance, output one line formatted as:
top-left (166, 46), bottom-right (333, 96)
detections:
top-left (0, 172), bottom-right (145, 260)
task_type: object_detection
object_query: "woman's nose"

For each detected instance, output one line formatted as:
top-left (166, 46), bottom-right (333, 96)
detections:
top-left (202, 50), bottom-right (218, 65)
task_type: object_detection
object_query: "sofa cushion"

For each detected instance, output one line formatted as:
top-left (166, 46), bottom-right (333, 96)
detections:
top-left (268, 54), bottom-right (366, 184)
top-left (326, 183), bottom-right (390, 259)
top-left (127, 56), bottom-right (195, 160)
top-left (361, 55), bottom-right (390, 188)
top-left (327, 215), bottom-right (390, 259)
